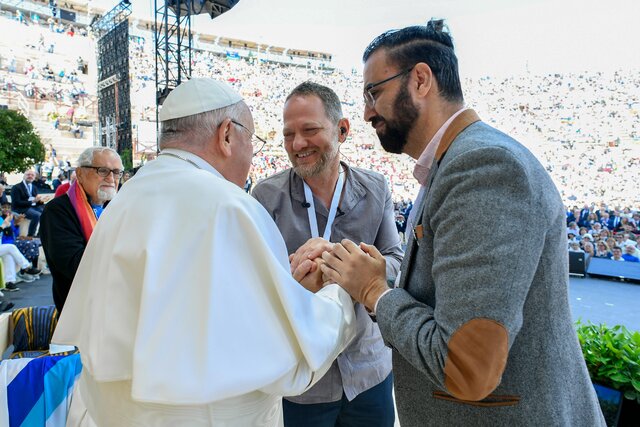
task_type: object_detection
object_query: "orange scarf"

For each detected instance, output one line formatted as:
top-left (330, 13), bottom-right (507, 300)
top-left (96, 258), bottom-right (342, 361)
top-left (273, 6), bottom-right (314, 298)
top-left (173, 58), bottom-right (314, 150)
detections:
top-left (67, 181), bottom-right (97, 242)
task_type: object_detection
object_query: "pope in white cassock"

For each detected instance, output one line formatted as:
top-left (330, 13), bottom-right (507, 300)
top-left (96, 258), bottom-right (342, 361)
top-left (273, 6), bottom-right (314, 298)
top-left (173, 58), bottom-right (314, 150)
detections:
top-left (52, 78), bottom-right (357, 427)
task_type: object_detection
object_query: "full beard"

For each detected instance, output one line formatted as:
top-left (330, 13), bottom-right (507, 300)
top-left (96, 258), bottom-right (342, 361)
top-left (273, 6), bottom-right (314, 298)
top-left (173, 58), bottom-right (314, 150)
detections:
top-left (374, 83), bottom-right (419, 154)
top-left (290, 143), bottom-right (340, 179)
top-left (96, 187), bottom-right (117, 203)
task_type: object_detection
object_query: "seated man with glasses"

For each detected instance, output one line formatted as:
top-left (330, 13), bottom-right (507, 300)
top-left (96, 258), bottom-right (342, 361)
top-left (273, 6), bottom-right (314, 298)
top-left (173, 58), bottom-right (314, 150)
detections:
top-left (40, 146), bottom-right (123, 313)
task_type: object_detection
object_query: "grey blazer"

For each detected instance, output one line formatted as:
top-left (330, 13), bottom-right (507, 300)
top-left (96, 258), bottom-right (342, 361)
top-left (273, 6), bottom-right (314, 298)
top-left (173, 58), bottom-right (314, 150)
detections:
top-left (377, 114), bottom-right (605, 426)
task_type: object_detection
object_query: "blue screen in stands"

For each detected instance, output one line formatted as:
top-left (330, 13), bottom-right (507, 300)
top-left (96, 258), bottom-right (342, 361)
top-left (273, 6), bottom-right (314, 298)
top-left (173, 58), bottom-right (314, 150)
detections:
top-left (587, 257), bottom-right (640, 281)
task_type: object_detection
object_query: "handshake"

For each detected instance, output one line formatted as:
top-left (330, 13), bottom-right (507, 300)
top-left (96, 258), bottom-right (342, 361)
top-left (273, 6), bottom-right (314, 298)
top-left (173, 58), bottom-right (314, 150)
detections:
top-left (289, 237), bottom-right (389, 311)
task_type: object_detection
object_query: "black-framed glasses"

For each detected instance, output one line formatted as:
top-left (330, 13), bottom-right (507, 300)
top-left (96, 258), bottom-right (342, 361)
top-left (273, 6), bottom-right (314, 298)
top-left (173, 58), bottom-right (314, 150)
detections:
top-left (82, 166), bottom-right (124, 179)
top-left (363, 66), bottom-right (414, 108)
top-left (231, 120), bottom-right (267, 156)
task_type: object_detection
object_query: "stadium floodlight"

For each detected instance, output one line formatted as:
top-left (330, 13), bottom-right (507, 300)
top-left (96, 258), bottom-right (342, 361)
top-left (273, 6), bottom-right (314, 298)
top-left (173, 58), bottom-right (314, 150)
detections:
top-left (166, 0), bottom-right (240, 19)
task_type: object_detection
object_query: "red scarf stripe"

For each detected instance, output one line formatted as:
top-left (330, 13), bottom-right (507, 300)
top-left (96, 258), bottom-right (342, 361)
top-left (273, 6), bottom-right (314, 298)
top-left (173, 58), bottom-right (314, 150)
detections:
top-left (67, 181), bottom-right (97, 242)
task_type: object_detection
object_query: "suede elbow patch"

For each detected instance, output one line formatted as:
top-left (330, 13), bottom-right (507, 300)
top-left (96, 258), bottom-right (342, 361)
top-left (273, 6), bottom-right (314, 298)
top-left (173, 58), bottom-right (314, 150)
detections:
top-left (444, 318), bottom-right (508, 401)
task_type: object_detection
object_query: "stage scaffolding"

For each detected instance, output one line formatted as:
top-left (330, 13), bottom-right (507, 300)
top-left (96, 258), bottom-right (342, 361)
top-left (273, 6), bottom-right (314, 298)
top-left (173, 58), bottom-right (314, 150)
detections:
top-left (154, 1), bottom-right (239, 147)
top-left (91, 0), bottom-right (133, 156)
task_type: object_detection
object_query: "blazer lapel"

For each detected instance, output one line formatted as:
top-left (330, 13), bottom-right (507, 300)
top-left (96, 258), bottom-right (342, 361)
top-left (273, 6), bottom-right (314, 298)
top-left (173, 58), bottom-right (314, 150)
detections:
top-left (398, 109), bottom-right (481, 289)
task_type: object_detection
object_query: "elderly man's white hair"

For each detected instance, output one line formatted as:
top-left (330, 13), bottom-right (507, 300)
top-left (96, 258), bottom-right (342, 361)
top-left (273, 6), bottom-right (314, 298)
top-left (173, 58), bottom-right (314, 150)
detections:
top-left (77, 147), bottom-right (121, 167)
top-left (157, 78), bottom-right (247, 150)
top-left (159, 102), bottom-right (246, 150)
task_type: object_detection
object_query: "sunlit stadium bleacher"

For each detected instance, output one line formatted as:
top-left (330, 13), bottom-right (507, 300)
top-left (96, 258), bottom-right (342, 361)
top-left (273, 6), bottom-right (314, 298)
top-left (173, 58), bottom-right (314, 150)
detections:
top-left (1, 0), bottom-right (638, 209)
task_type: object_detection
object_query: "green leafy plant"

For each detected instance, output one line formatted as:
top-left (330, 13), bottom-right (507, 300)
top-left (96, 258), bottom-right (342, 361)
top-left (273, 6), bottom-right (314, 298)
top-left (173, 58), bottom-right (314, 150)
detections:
top-left (0, 109), bottom-right (45, 174)
top-left (576, 320), bottom-right (640, 403)
top-left (120, 148), bottom-right (133, 171)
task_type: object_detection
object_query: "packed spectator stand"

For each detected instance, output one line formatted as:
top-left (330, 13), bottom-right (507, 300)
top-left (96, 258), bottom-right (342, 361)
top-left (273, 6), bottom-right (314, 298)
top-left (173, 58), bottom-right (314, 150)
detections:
top-left (0, 4), bottom-right (96, 171)
top-left (126, 15), bottom-right (640, 211)
top-left (1, 0), bottom-right (638, 224)
top-left (0, 3), bottom-right (638, 425)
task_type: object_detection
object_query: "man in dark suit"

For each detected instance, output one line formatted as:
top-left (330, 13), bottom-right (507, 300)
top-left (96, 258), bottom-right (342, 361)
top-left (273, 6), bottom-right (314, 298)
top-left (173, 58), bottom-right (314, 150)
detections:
top-left (10, 170), bottom-right (45, 237)
top-left (320, 20), bottom-right (604, 426)
top-left (608, 210), bottom-right (622, 232)
top-left (595, 203), bottom-right (608, 221)
top-left (578, 204), bottom-right (591, 228)
top-left (40, 147), bottom-right (123, 312)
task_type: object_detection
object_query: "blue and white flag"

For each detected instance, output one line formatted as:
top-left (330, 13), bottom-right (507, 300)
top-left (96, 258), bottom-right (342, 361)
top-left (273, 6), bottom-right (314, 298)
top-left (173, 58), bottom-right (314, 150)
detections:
top-left (0, 354), bottom-right (82, 427)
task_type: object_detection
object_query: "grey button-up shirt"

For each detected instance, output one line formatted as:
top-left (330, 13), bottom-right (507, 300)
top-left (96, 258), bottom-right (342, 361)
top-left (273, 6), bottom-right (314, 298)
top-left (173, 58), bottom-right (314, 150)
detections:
top-left (253, 162), bottom-right (403, 403)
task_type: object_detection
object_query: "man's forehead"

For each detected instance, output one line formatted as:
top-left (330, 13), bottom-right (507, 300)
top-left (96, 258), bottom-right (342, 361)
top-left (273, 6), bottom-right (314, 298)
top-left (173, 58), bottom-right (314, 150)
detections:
top-left (94, 151), bottom-right (123, 165)
top-left (285, 94), bottom-right (321, 108)
top-left (363, 49), bottom-right (394, 81)
top-left (283, 96), bottom-right (328, 122)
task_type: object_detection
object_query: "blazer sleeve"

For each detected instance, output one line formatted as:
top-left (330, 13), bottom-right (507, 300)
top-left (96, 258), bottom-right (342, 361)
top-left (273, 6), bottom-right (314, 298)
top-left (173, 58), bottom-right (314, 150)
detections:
top-left (40, 198), bottom-right (86, 286)
top-left (11, 185), bottom-right (31, 210)
top-left (376, 145), bottom-right (547, 401)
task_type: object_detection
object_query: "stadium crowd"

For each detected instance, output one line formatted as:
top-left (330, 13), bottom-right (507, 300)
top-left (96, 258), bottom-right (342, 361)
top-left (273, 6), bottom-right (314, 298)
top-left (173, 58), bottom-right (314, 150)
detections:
top-left (0, 10), bottom-right (94, 139)
top-left (1, 8), bottom-right (638, 254)
top-left (0, 8), bottom-right (637, 427)
top-left (565, 204), bottom-right (640, 261)
top-left (126, 30), bottom-right (639, 209)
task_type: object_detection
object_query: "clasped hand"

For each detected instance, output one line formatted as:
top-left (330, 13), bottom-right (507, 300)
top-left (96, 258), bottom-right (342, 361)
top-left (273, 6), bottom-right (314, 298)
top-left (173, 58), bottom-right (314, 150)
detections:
top-left (290, 238), bottom-right (390, 310)
top-left (320, 239), bottom-right (388, 311)
top-left (289, 237), bottom-right (334, 274)
top-left (291, 256), bottom-right (325, 293)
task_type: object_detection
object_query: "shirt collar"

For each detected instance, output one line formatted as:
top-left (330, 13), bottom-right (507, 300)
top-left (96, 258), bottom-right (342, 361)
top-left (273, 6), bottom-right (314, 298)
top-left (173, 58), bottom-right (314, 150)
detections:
top-left (413, 107), bottom-right (467, 185)
top-left (160, 148), bottom-right (224, 179)
top-left (290, 161), bottom-right (365, 216)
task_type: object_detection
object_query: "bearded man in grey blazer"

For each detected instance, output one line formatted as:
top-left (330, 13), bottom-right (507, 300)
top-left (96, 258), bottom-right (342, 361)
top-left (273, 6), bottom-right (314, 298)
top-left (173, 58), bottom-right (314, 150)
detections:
top-left (320, 19), bottom-right (605, 426)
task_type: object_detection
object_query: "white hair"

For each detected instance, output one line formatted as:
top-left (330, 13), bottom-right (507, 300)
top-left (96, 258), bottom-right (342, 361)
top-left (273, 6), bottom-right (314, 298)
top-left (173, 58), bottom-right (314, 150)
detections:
top-left (159, 101), bottom-right (246, 149)
top-left (77, 147), bottom-right (121, 167)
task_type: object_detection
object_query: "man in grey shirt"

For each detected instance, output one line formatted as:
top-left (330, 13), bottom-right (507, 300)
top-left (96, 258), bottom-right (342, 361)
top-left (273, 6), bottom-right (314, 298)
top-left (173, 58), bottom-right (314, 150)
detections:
top-left (253, 81), bottom-right (403, 427)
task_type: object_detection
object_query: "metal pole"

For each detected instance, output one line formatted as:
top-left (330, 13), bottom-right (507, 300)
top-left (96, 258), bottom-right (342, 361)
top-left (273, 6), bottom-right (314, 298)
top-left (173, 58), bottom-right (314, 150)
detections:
top-left (154, 0), bottom-right (160, 153)
top-left (114, 84), bottom-right (119, 152)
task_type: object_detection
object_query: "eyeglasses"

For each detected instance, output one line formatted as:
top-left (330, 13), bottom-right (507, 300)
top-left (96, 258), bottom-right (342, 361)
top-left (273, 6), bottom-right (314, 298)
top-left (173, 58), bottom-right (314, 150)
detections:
top-left (231, 120), bottom-right (267, 155)
top-left (363, 66), bottom-right (414, 108)
top-left (83, 166), bottom-right (124, 178)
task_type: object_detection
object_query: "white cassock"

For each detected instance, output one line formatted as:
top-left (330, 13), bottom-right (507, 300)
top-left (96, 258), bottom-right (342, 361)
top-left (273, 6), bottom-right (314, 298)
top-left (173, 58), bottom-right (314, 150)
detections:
top-left (53, 148), bottom-right (356, 427)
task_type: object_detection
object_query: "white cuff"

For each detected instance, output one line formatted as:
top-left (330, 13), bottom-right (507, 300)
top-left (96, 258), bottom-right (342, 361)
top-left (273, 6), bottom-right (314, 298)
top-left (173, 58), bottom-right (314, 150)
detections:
top-left (373, 288), bottom-right (394, 315)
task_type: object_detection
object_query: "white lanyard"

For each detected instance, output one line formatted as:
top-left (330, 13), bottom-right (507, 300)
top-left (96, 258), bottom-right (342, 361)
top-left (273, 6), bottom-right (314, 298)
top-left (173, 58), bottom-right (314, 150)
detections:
top-left (303, 170), bottom-right (344, 240)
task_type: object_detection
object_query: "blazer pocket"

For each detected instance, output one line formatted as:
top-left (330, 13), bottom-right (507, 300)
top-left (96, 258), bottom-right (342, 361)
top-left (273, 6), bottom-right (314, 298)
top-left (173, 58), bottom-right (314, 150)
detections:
top-left (433, 390), bottom-right (520, 407)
